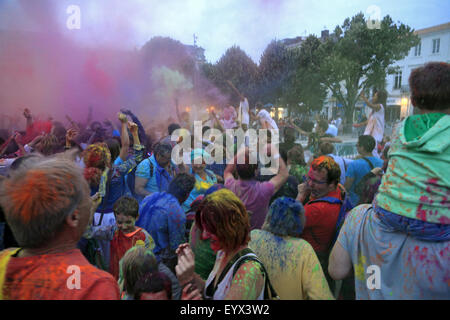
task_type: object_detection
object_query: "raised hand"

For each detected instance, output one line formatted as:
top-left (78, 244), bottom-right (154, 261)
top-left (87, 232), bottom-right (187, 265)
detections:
top-left (128, 121), bottom-right (138, 135)
top-left (66, 128), bottom-right (79, 142)
top-left (23, 108), bottom-right (31, 119)
top-left (118, 112), bottom-right (128, 123)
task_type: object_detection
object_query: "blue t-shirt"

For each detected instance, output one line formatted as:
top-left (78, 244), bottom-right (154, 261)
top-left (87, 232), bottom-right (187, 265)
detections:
top-left (338, 205), bottom-right (450, 299)
top-left (135, 155), bottom-right (176, 195)
top-left (345, 156), bottom-right (383, 205)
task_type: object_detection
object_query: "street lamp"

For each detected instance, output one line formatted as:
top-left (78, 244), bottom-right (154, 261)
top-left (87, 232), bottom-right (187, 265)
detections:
top-left (401, 97), bottom-right (408, 118)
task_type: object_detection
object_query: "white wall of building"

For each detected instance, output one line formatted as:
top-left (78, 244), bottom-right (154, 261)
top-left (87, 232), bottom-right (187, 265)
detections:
top-left (386, 22), bottom-right (450, 117)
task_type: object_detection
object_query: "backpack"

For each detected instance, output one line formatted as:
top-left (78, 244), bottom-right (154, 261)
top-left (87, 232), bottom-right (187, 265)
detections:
top-left (354, 157), bottom-right (382, 205)
top-left (308, 192), bottom-right (354, 249)
top-left (126, 159), bottom-right (149, 200)
top-left (127, 155), bottom-right (157, 200)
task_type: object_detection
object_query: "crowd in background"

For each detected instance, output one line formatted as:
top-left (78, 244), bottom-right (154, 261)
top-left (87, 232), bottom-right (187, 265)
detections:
top-left (0, 62), bottom-right (448, 300)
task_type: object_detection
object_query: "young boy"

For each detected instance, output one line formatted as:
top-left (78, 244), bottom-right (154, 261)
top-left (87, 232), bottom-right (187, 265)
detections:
top-left (85, 196), bottom-right (154, 280)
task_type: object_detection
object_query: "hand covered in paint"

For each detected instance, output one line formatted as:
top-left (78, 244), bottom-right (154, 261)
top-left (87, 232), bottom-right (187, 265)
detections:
top-left (118, 112), bottom-right (128, 123)
top-left (181, 283), bottom-right (202, 300)
top-left (175, 243), bottom-right (196, 287)
top-left (128, 121), bottom-right (138, 135)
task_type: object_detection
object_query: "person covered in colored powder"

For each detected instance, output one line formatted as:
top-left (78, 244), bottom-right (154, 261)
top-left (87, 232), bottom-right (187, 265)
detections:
top-left (85, 196), bottom-right (155, 280)
top-left (188, 185), bottom-right (225, 281)
top-left (81, 117), bottom-right (144, 270)
top-left (136, 173), bottom-right (196, 273)
top-left (0, 157), bottom-right (120, 300)
top-left (249, 197), bottom-right (334, 300)
top-left (117, 245), bottom-right (181, 300)
top-left (329, 62), bottom-right (450, 299)
top-left (182, 149), bottom-right (217, 212)
top-left (296, 156), bottom-right (347, 295)
top-left (175, 189), bottom-right (270, 300)
top-left (134, 142), bottom-right (178, 200)
top-left (224, 146), bottom-right (289, 229)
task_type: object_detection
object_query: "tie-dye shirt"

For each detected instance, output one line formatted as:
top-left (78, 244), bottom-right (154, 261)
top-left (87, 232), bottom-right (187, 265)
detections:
top-left (375, 114), bottom-right (450, 224)
top-left (249, 230), bottom-right (334, 300)
top-left (338, 204), bottom-right (450, 299)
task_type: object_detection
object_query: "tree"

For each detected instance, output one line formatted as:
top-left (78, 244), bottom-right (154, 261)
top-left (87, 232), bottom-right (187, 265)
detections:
top-left (258, 40), bottom-right (292, 104)
top-left (282, 36), bottom-right (327, 116)
top-left (312, 13), bottom-right (419, 124)
top-left (140, 36), bottom-right (196, 76)
top-left (202, 46), bottom-right (259, 106)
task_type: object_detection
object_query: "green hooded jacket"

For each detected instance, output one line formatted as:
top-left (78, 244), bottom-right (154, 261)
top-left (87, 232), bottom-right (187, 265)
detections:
top-left (375, 113), bottom-right (449, 224)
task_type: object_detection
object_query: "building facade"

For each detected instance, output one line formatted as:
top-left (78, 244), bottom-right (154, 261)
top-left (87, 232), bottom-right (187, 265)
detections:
top-left (385, 22), bottom-right (450, 118)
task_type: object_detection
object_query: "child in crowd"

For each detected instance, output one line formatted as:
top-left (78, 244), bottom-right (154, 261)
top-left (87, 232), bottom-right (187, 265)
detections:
top-left (133, 272), bottom-right (202, 300)
top-left (85, 196), bottom-right (154, 280)
top-left (118, 245), bottom-right (182, 300)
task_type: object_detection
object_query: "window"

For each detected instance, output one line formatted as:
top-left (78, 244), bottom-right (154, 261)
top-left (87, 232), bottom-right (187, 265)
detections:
top-left (414, 42), bottom-right (421, 56)
top-left (432, 38), bottom-right (440, 53)
top-left (394, 71), bottom-right (402, 89)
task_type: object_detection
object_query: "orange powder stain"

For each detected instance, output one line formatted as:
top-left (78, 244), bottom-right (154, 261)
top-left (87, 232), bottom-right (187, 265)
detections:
top-left (7, 170), bottom-right (58, 223)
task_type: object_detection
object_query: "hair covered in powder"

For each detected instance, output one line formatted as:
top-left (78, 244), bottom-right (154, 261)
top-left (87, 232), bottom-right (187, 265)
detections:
top-left (310, 155), bottom-right (341, 185)
top-left (195, 189), bottom-right (250, 253)
top-left (0, 157), bottom-right (88, 248)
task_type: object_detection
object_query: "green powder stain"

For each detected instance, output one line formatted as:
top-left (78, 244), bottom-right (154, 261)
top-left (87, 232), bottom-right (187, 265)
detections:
top-left (312, 264), bottom-right (320, 273)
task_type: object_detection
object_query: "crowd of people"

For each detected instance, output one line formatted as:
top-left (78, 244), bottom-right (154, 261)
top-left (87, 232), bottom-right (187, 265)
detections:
top-left (0, 62), bottom-right (448, 300)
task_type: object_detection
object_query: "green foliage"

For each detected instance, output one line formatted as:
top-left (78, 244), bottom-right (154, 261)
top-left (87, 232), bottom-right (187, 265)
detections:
top-left (140, 36), bottom-right (196, 76)
top-left (283, 36), bottom-right (327, 114)
top-left (201, 46), bottom-right (259, 106)
top-left (313, 12), bottom-right (420, 122)
top-left (258, 40), bottom-right (292, 103)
